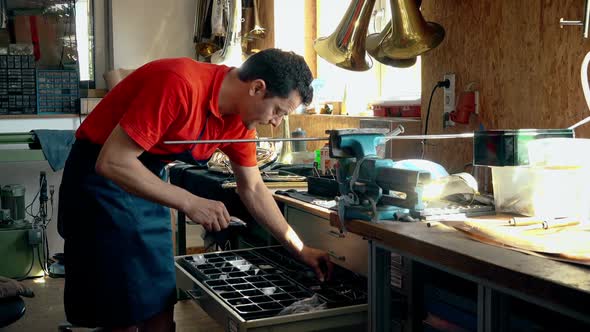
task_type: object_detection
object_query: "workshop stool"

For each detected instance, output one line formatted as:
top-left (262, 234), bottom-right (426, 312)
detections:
top-left (0, 296), bottom-right (26, 328)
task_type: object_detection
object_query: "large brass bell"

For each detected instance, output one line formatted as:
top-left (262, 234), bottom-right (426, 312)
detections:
top-left (313, 0), bottom-right (376, 71)
top-left (366, 22), bottom-right (417, 68)
top-left (377, 0), bottom-right (445, 60)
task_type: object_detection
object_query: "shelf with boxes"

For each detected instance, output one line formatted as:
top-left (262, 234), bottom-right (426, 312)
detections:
top-left (0, 55), bottom-right (37, 115)
top-left (36, 69), bottom-right (80, 114)
top-left (0, 54), bottom-right (81, 115)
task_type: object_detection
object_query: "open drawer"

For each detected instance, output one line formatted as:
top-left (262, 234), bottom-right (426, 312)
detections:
top-left (175, 246), bottom-right (367, 331)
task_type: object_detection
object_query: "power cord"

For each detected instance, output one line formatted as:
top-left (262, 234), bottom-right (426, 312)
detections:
top-left (23, 172), bottom-right (55, 277)
top-left (422, 79), bottom-right (450, 158)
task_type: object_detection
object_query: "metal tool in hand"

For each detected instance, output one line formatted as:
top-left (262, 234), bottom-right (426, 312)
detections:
top-left (229, 216), bottom-right (247, 227)
top-left (201, 216), bottom-right (246, 244)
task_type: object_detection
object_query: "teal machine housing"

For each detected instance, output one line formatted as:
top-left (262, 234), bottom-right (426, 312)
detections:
top-left (0, 184), bottom-right (44, 278)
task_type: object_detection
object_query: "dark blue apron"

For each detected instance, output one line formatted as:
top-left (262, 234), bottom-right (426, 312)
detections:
top-left (58, 117), bottom-right (210, 328)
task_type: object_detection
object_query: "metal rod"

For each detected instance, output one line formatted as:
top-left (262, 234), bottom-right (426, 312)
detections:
top-left (558, 0), bottom-right (590, 38)
top-left (164, 132), bottom-right (474, 145)
top-left (560, 19), bottom-right (583, 27)
top-left (384, 133), bottom-right (475, 140)
top-left (584, 0), bottom-right (590, 38)
top-left (164, 137), bottom-right (329, 144)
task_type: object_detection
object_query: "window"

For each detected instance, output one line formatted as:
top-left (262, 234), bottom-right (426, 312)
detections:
top-left (75, 0), bottom-right (93, 83)
top-left (284, 0), bottom-right (422, 115)
top-left (273, 0), bottom-right (305, 56)
top-left (5, 0), bottom-right (96, 87)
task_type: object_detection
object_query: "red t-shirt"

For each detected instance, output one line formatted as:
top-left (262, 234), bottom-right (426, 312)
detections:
top-left (77, 58), bottom-right (257, 166)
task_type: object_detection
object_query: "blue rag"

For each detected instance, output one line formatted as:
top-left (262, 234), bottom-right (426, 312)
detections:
top-left (30, 130), bottom-right (76, 171)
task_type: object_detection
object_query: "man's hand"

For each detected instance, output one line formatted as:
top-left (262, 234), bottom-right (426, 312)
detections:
top-left (297, 246), bottom-right (334, 282)
top-left (184, 196), bottom-right (230, 232)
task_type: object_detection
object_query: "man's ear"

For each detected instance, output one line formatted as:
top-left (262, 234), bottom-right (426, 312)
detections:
top-left (249, 79), bottom-right (266, 97)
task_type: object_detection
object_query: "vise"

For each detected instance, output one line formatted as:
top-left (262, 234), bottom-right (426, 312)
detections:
top-left (328, 128), bottom-right (439, 232)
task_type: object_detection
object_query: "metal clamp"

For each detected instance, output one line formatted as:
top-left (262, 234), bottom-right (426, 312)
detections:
top-left (560, 0), bottom-right (590, 38)
top-left (186, 289), bottom-right (207, 302)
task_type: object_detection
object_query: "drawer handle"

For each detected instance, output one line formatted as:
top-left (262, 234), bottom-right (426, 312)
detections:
top-left (327, 230), bottom-right (345, 238)
top-left (328, 250), bottom-right (346, 261)
top-left (186, 289), bottom-right (206, 301)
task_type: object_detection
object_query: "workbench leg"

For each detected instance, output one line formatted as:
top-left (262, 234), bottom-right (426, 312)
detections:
top-left (478, 285), bottom-right (508, 332)
top-left (369, 241), bottom-right (392, 332)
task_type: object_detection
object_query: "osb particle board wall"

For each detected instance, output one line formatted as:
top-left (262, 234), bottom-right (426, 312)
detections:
top-left (421, 0), bottom-right (590, 174)
top-left (256, 115), bottom-right (422, 157)
top-left (256, 115), bottom-right (363, 152)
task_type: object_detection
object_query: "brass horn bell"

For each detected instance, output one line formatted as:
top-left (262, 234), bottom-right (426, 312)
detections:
top-left (366, 22), bottom-right (417, 68)
top-left (375, 0), bottom-right (445, 60)
top-left (313, 0), bottom-right (376, 72)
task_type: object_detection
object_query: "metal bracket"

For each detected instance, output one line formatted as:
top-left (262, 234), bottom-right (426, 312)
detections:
top-left (560, 0), bottom-right (590, 38)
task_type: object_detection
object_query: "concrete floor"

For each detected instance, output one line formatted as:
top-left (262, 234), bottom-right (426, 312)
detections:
top-left (2, 276), bottom-right (223, 332)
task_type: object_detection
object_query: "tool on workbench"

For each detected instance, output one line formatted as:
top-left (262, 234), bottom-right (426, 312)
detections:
top-left (509, 216), bottom-right (580, 230)
top-left (329, 126), bottom-right (430, 231)
top-left (325, 127), bottom-right (494, 233)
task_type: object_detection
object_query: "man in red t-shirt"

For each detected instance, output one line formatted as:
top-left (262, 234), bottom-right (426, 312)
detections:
top-left (58, 49), bottom-right (333, 331)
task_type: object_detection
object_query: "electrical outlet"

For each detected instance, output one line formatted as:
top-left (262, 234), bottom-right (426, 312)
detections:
top-left (443, 73), bottom-right (456, 128)
top-left (28, 228), bottom-right (42, 246)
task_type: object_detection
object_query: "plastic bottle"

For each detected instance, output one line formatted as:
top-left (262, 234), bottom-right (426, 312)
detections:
top-left (291, 128), bottom-right (307, 152)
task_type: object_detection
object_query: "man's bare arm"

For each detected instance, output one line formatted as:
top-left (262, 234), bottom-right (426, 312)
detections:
top-left (95, 125), bottom-right (230, 231)
top-left (232, 162), bottom-right (333, 280)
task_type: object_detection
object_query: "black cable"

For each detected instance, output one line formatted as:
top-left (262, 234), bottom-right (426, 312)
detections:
top-left (37, 243), bottom-right (49, 276)
top-left (35, 227), bottom-right (52, 276)
top-left (421, 79), bottom-right (450, 158)
top-left (25, 187), bottom-right (40, 218)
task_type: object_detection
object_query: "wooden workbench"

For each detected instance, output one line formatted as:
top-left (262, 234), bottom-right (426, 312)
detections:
top-left (274, 193), bottom-right (590, 329)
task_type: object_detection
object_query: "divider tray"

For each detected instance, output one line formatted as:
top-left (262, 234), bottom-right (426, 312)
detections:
top-left (178, 246), bottom-right (367, 320)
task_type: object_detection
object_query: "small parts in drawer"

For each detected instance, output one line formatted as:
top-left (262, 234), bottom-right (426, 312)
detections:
top-left (179, 247), bottom-right (367, 319)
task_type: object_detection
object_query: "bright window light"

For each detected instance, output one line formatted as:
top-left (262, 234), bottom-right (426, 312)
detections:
top-left (273, 0), bottom-right (305, 56)
top-left (314, 0), bottom-right (421, 114)
top-left (75, 0), bottom-right (91, 81)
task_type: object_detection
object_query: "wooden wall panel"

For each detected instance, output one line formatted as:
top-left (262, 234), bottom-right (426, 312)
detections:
top-left (304, 0), bottom-right (318, 77)
top-left (420, 0), bottom-right (590, 174)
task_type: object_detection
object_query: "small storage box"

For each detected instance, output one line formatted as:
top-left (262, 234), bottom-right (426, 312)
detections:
top-left (491, 166), bottom-right (590, 218)
top-left (36, 69), bottom-right (79, 114)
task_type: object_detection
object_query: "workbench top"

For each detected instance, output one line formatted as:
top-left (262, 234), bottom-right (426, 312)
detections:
top-left (273, 193), bottom-right (590, 319)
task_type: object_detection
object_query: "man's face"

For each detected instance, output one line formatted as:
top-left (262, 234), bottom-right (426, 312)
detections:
top-left (241, 83), bottom-right (302, 130)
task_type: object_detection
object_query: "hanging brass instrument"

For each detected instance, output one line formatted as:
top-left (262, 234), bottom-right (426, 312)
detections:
top-left (366, 22), bottom-right (417, 68)
top-left (277, 116), bottom-right (293, 164)
top-left (376, 0), bottom-right (445, 60)
top-left (313, 0), bottom-right (376, 71)
top-left (211, 0), bottom-right (244, 66)
top-left (193, 0), bottom-right (219, 59)
top-left (246, 0), bottom-right (266, 40)
top-left (314, 0), bottom-right (443, 69)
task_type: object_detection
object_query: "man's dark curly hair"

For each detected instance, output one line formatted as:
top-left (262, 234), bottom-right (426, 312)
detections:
top-left (237, 48), bottom-right (313, 106)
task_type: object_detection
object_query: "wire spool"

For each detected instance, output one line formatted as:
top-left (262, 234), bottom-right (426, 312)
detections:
top-left (1, 184), bottom-right (26, 223)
